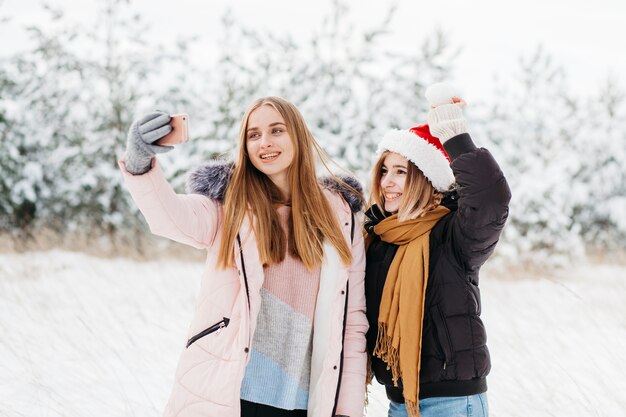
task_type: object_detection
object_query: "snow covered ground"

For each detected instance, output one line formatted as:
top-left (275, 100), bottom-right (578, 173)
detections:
top-left (1, 250), bottom-right (624, 417)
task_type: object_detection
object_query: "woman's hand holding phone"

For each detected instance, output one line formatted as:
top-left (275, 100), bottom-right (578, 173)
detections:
top-left (124, 111), bottom-right (178, 175)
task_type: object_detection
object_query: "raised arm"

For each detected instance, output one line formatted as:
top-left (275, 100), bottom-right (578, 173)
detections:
top-left (428, 97), bottom-right (512, 272)
top-left (119, 111), bottom-right (219, 249)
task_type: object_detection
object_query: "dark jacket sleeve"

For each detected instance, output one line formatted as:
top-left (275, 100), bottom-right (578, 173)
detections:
top-left (443, 133), bottom-right (512, 272)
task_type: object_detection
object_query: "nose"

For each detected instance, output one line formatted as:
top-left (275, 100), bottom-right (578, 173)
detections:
top-left (259, 133), bottom-right (273, 149)
top-left (380, 174), bottom-right (394, 189)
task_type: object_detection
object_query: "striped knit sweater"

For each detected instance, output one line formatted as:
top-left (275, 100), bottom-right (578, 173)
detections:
top-left (240, 205), bottom-right (321, 410)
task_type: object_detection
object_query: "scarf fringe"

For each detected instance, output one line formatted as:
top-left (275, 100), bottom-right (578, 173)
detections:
top-left (373, 322), bottom-right (401, 386)
top-left (406, 399), bottom-right (420, 417)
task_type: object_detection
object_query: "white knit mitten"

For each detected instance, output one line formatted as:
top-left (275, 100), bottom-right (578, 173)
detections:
top-left (427, 103), bottom-right (467, 143)
top-left (425, 82), bottom-right (467, 143)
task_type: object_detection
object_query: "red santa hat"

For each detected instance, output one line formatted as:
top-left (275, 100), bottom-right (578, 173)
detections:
top-left (376, 124), bottom-right (454, 192)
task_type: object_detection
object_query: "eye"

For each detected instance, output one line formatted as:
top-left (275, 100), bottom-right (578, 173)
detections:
top-left (272, 128), bottom-right (284, 135)
top-left (397, 169), bottom-right (407, 175)
top-left (381, 168), bottom-right (388, 176)
top-left (247, 132), bottom-right (260, 140)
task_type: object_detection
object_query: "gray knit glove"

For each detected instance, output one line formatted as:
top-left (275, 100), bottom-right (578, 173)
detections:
top-left (427, 103), bottom-right (467, 144)
top-left (124, 111), bottom-right (174, 175)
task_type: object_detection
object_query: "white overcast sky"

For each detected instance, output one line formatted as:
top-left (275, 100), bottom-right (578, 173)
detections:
top-left (1, 0), bottom-right (625, 101)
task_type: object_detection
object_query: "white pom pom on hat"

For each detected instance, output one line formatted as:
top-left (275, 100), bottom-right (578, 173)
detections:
top-left (425, 82), bottom-right (456, 107)
top-left (377, 124), bottom-right (455, 192)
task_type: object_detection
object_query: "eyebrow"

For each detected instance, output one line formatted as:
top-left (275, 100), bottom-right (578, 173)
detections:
top-left (246, 122), bottom-right (286, 132)
top-left (383, 164), bottom-right (408, 169)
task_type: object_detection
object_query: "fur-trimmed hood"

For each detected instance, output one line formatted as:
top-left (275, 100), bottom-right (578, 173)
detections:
top-left (186, 161), bottom-right (363, 213)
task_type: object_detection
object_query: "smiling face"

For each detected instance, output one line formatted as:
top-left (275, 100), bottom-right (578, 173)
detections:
top-left (245, 104), bottom-right (295, 195)
top-left (380, 152), bottom-right (408, 214)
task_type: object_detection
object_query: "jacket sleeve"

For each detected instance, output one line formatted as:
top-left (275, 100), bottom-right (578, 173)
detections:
top-left (119, 158), bottom-right (219, 249)
top-left (443, 133), bottom-right (512, 272)
top-left (335, 215), bottom-right (368, 417)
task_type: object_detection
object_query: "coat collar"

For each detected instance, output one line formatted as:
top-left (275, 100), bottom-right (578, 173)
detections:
top-left (186, 160), bottom-right (363, 213)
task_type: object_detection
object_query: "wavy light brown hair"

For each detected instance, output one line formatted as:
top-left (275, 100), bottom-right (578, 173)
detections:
top-left (369, 151), bottom-right (444, 221)
top-left (217, 96), bottom-right (356, 270)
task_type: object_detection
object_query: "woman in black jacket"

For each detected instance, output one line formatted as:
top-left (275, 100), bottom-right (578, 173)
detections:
top-left (364, 83), bottom-right (511, 417)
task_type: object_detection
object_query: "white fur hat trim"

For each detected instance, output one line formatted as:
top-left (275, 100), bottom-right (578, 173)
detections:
top-left (377, 128), bottom-right (454, 192)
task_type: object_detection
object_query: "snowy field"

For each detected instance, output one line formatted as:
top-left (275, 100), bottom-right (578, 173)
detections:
top-left (1, 250), bottom-right (625, 417)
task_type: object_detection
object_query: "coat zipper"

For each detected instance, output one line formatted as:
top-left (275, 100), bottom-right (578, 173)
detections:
top-left (438, 306), bottom-right (454, 370)
top-left (331, 283), bottom-right (349, 416)
top-left (186, 317), bottom-right (230, 348)
top-left (237, 234), bottom-right (252, 354)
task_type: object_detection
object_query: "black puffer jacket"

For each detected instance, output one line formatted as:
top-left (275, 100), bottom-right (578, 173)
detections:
top-left (364, 133), bottom-right (511, 401)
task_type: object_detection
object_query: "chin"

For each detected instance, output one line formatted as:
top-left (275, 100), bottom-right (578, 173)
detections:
top-left (384, 204), bottom-right (399, 214)
top-left (260, 166), bottom-right (283, 177)
top-left (253, 163), bottom-right (287, 179)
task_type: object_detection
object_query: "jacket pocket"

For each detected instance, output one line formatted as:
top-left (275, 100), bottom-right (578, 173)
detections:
top-left (186, 317), bottom-right (230, 348)
top-left (431, 305), bottom-right (454, 370)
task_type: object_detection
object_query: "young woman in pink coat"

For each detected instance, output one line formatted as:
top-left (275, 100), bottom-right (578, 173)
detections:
top-left (119, 97), bottom-right (368, 417)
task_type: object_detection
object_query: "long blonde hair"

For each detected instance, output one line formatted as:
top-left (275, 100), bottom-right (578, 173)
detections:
top-left (369, 151), bottom-right (443, 221)
top-left (217, 96), bottom-right (355, 270)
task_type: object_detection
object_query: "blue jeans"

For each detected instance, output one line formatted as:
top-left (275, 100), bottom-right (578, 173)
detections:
top-left (388, 393), bottom-right (488, 417)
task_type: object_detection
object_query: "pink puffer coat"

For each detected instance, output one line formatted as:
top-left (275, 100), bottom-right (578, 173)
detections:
top-left (119, 160), bottom-right (368, 417)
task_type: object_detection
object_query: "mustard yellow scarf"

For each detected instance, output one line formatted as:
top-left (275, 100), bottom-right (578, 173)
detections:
top-left (370, 206), bottom-right (449, 417)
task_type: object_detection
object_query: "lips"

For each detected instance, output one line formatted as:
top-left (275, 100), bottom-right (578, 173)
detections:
top-left (259, 152), bottom-right (281, 162)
